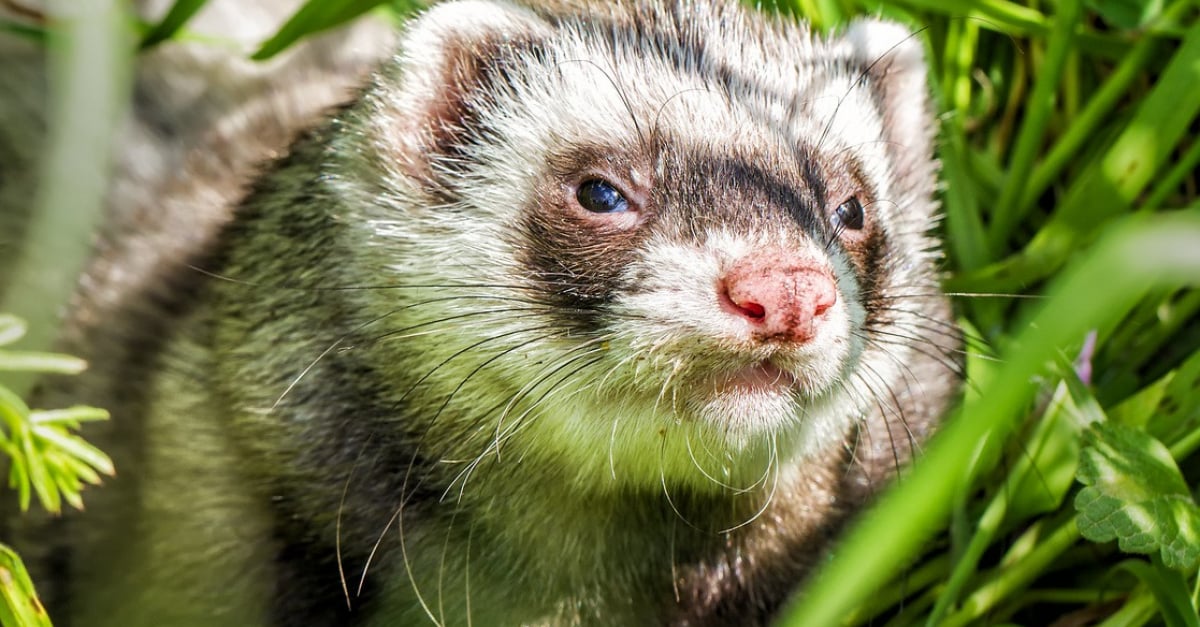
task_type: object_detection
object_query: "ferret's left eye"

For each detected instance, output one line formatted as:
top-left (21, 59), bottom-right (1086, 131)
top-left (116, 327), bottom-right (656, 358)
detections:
top-left (833, 197), bottom-right (865, 231)
top-left (576, 179), bottom-right (630, 214)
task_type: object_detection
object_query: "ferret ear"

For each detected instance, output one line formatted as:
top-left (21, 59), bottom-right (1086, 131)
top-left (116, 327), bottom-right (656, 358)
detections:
top-left (841, 20), bottom-right (936, 200)
top-left (366, 0), bottom-right (551, 178)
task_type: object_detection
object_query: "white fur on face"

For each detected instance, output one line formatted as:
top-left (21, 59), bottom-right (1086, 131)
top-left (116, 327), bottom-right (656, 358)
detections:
top-left (343, 1), bottom-right (938, 494)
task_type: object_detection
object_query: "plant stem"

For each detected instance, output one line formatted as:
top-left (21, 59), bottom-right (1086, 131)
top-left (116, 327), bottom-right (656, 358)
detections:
top-left (0, 0), bottom-right (132, 399)
top-left (987, 0), bottom-right (1082, 253)
top-left (939, 513), bottom-right (1081, 627)
top-left (779, 214), bottom-right (1200, 626)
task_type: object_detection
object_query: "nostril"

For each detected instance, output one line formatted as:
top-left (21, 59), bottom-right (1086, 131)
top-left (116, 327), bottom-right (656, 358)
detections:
top-left (734, 299), bottom-right (766, 320)
top-left (812, 285), bottom-right (836, 317)
top-left (720, 281), bottom-right (767, 322)
top-left (719, 253), bottom-right (838, 343)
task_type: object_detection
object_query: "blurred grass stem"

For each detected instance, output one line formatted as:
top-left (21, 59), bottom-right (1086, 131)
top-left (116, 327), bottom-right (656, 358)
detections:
top-left (0, 0), bottom-right (132, 398)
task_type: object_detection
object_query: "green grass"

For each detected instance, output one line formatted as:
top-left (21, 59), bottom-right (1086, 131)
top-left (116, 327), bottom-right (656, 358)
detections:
top-left (766, 0), bottom-right (1200, 625)
top-left (1, 0), bottom-right (1198, 625)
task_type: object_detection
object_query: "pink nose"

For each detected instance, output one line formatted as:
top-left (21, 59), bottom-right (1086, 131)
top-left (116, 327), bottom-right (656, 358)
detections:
top-left (719, 255), bottom-right (837, 343)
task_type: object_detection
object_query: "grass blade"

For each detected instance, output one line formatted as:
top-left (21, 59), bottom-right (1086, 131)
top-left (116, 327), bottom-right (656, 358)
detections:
top-left (779, 212), bottom-right (1200, 626)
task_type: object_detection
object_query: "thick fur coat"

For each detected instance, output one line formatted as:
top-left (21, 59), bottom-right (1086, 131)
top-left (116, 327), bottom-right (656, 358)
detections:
top-left (0, 1), bottom-right (960, 625)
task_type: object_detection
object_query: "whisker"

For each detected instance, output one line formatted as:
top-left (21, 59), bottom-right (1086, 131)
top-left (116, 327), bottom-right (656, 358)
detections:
top-left (395, 496), bottom-right (442, 627)
top-left (395, 324), bottom-right (567, 415)
top-left (336, 436), bottom-right (375, 611)
top-left (683, 432), bottom-right (768, 494)
top-left (869, 313), bottom-right (988, 353)
top-left (490, 336), bottom-right (615, 447)
top-left (435, 506), bottom-right (463, 626)
top-left (815, 26), bottom-right (930, 152)
top-left (464, 520), bottom-right (476, 627)
top-left (859, 362), bottom-right (919, 463)
top-left (719, 437), bottom-right (781, 533)
top-left (266, 299), bottom-right (499, 410)
top-left (368, 305), bottom-right (550, 345)
top-left (445, 346), bottom-right (609, 499)
top-left (486, 353), bottom-right (608, 458)
top-left (658, 431), bottom-right (703, 531)
top-left (447, 355), bottom-right (604, 501)
top-left (552, 57), bottom-right (647, 150)
top-left (187, 263), bottom-right (560, 294)
top-left (857, 328), bottom-right (970, 378)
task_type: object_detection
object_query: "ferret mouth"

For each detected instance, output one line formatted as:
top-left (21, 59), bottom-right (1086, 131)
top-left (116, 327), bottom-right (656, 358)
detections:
top-left (712, 360), bottom-right (797, 397)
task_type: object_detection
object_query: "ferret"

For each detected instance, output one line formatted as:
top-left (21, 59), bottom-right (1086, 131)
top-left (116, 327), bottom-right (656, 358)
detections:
top-left (0, 0), bottom-right (961, 625)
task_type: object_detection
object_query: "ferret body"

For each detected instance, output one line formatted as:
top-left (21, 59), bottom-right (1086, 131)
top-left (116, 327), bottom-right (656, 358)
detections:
top-left (0, 1), bottom-right (960, 625)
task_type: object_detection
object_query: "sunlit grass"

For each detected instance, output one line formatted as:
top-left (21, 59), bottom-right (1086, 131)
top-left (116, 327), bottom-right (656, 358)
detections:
top-left (769, 0), bottom-right (1200, 624)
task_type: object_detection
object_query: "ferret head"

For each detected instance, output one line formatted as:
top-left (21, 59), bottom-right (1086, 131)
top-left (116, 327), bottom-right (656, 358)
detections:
top-left (331, 0), bottom-right (941, 493)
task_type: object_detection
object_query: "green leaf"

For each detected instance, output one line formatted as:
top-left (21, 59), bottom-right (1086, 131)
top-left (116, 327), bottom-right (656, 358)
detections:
top-left (924, 373), bottom-right (1086, 626)
top-left (18, 435), bottom-right (58, 515)
top-left (251, 0), bottom-right (390, 60)
top-left (139, 0), bottom-right (209, 49)
top-left (0, 19), bottom-right (44, 43)
top-left (0, 544), bottom-right (52, 627)
top-left (781, 211), bottom-right (1200, 627)
top-left (952, 19), bottom-right (1200, 294)
top-left (988, 0), bottom-right (1083, 252)
top-left (31, 426), bottom-right (114, 479)
top-left (1086, 0), bottom-right (1164, 29)
top-left (1109, 373), bottom-right (1170, 429)
top-left (1075, 422), bottom-right (1200, 572)
top-left (60, 455), bottom-right (103, 488)
top-left (0, 352), bottom-right (87, 375)
top-left (30, 407), bottom-right (111, 425)
top-left (3, 445), bottom-right (30, 513)
top-left (0, 317), bottom-right (25, 348)
top-left (0, 314), bottom-right (113, 515)
top-left (1002, 373), bottom-right (1092, 521)
top-left (1113, 558), bottom-right (1200, 627)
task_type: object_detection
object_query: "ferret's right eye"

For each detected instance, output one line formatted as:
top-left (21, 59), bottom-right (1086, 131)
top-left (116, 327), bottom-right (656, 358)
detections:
top-left (833, 197), bottom-right (865, 231)
top-left (576, 180), bottom-right (630, 213)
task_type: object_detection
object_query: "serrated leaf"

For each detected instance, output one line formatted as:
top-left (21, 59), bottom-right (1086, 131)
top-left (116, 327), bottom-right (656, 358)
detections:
top-left (1075, 422), bottom-right (1200, 571)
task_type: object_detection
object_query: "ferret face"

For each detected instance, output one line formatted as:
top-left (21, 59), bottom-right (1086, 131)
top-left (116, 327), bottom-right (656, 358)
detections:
top-left (517, 137), bottom-right (867, 439)
top-left (346, 0), bottom-right (941, 492)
